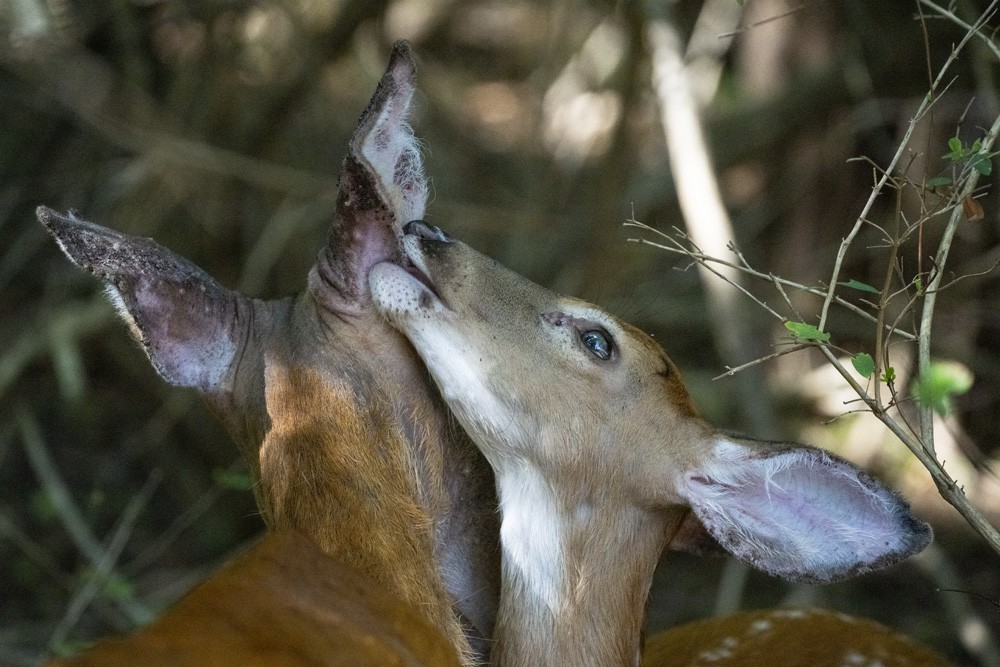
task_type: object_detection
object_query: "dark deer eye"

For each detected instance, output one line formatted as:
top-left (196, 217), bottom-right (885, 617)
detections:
top-left (581, 330), bottom-right (612, 360)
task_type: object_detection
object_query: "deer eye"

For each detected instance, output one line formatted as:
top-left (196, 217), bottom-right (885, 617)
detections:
top-left (581, 330), bottom-right (613, 360)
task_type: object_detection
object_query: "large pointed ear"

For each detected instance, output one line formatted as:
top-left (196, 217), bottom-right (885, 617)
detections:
top-left (37, 206), bottom-right (247, 393)
top-left (676, 436), bottom-right (932, 584)
top-left (312, 41), bottom-right (428, 310)
top-left (350, 40), bottom-right (427, 224)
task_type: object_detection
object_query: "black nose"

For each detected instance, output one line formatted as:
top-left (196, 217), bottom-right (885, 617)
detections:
top-left (403, 220), bottom-right (452, 243)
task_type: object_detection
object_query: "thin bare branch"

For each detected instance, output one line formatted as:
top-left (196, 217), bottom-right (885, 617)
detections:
top-left (17, 406), bottom-right (153, 625)
top-left (817, 2), bottom-right (995, 332)
top-left (626, 223), bottom-right (918, 341)
top-left (712, 343), bottom-right (810, 381)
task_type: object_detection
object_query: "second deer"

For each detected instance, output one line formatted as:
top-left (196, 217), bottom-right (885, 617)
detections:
top-left (370, 220), bottom-right (940, 666)
top-left (38, 43), bottom-right (498, 665)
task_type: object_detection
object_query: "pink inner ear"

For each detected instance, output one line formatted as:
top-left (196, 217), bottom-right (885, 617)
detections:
top-left (128, 281), bottom-right (236, 391)
top-left (681, 440), bottom-right (931, 584)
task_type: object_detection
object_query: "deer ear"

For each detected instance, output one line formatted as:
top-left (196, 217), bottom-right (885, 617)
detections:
top-left (665, 512), bottom-right (725, 556)
top-left (311, 41), bottom-right (427, 311)
top-left (351, 40), bottom-right (427, 223)
top-left (38, 207), bottom-right (246, 392)
top-left (677, 437), bottom-right (932, 584)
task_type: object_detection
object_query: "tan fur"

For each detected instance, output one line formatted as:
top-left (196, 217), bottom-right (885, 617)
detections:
top-left (370, 225), bottom-right (938, 667)
top-left (51, 530), bottom-right (462, 667)
top-left (259, 362), bottom-right (460, 646)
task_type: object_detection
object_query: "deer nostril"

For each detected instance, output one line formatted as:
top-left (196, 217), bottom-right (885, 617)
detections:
top-left (403, 220), bottom-right (453, 243)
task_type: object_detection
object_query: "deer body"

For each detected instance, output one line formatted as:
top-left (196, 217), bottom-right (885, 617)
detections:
top-left (370, 221), bottom-right (935, 666)
top-left (50, 530), bottom-right (462, 667)
top-left (38, 43), bottom-right (498, 664)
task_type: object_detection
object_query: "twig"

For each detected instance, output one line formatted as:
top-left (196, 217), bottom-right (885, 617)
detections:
top-left (919, 0), bottom-right (1000, 62)
top-left (918, 106), bottom-right (1000, 459)
top-left (48, 471), bottom-right (162, 650)
top-left (16, 406), bottom-right (153, 624)
top-left (712, 343), bottom-right (810, 381)
top-left (817, 1), bottom-right (996, 332)
top-left (626, 223), bottom-right (918, 340)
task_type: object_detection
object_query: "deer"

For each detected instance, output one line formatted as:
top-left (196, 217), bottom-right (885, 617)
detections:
top-left (369, 220), bottom-right (944, 666)
top-left (37, 42), bottom-right (499, 665)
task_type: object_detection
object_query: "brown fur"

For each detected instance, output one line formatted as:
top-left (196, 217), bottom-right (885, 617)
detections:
top-left (51, 530), bottom-right (462, 667)
top-left (259, 362), bottom-right (458, 643)
top-left (643, 608), bottom-right (949, 667)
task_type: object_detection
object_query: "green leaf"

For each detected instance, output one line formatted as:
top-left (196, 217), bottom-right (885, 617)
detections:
top-left (213, 468), bottom-right (253, 491)
top-left (972, 138), bottom-right (982, 152)
top-left (914, 360), bottom-right (974, 416)
top-left (103, 574), bottom-right (135, 602)
top-left (881, 366), bottom-right (896, 383)
top-left (948, 136), bottom-right (964, 158)
top-left (925, 175), bottom-right (951, 188)
top-left (838, 279), bottom-right (880, 294)
top-left (784, 321), bottom-right (830, 342)
top-left (852, 352), bottom-right (875, 378)
top-left (972, 154), bottom-right (993, 175)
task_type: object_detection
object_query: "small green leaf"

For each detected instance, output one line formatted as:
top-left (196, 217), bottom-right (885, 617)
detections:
top-left (103, 574), bottom-right (135, 602)
top-left (925, 175), bottom-right (951, 188)
top-left (881, 366), bottom-right (896, 383)
top-left (852, 352), bottom-right (875, 378)
top-left (914, 360), bottom-right (973, 416)
top-left (971, 138), bottom-right (982, 152)
top-left (213, 468), bottom-right (253, 491)
top-left (948, 136), bottom-right (964, 158)
top-left (784, 321), bottom-right (831, 343)
top-left (838, 279), bottom-right (880, 294)
top-left (972, 154), bottom-right (993, 175)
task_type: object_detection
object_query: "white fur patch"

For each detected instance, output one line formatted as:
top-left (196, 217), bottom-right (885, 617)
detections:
top-left (103, 284), bottom-right (138, 338)
top-left (498, 465), bottom-right (566, 612)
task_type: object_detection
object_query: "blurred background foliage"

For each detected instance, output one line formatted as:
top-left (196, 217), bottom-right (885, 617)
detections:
top-left (2, 0), bottom-right (999, 664)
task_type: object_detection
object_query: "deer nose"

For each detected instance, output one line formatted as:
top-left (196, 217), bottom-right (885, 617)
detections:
top-left (403, 220), bottom-right (453, 243)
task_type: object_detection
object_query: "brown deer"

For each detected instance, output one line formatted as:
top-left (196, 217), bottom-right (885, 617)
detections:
top-left (369, 220), bottom-right (942, 666)
top-left (38, 42), bottom-right (498, 665)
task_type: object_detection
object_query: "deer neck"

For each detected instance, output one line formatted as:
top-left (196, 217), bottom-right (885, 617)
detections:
top-left (206, 296), bottom-right (499, 663)
top-left (490, 460), bottom-right (685, 667)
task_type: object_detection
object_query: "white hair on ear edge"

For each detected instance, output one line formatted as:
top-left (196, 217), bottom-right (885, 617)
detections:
top-left (103, 283), bottom-right (142, 342)
top-left (360, 93), bottom-right (428, 225)
top-left (680, 438), bottom-right (931, 584)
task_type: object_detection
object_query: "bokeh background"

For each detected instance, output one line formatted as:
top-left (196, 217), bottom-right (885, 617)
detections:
top-left (2, 0), bottom-right (999, 664)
